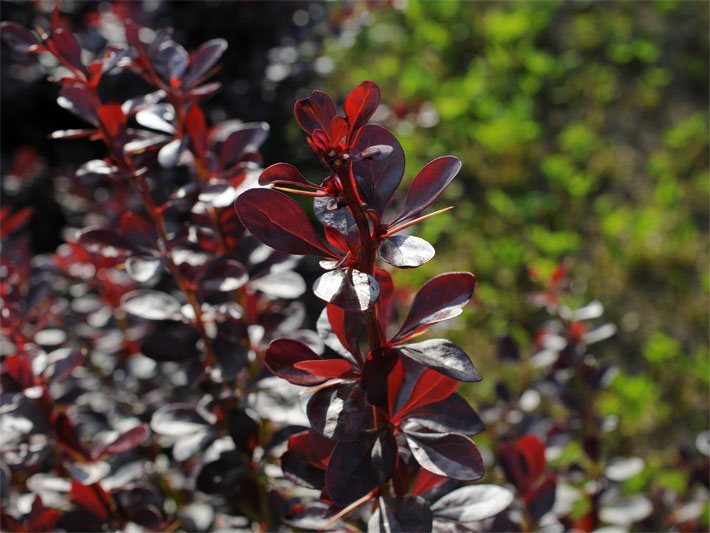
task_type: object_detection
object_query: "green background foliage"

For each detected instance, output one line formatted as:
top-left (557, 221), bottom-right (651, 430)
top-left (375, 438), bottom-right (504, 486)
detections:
top-left (307, 0), bottom-right (708, 513)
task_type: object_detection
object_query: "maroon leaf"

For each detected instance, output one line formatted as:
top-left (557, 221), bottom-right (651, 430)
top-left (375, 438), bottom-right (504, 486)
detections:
top-left (312, 268), bottom-right (380, 310)
top-left (69, 481), bottom-right (112, 520)
top-left (369, 496), bottom-right (433, 533)
top-left (259, 162), bottom-right (318, 189)
top-left (198, 258), bottom-right (248, 293)
top-left (361, 347), bottom-right (399, 410)
top-left (93, 424), bottom-right (149, 457)
top-left (78, 227), bottom-right (134, 258)
top-left (527, 475), bottom-right (557, 521)
top-left (430, 485), bottom-right (514, 524)
top-left (264, 339), bottom-right (328, 386)
top-left (393, 368), bottom-right (459, 421)
top-left (125, 255), bottom-right (164, 283)
top-left (57, 86), bottom-right (99, 126)
top-left (307, 382), bottom-right (368, 442)
top-left (49, 128), bottom-right (95, 140)
top-left (294, 90), bottom-right (336, 135)
top-left (344, 81), bottom-right (380, 132)
top-left (405, 432), bottom-right (484, 481)
top-left (293, 359), bottom-right (355, 379)
top-left (326, 429), bottom-right (396, 505)
top-left (141, 321), bottom-right (199, 362)
top-left (378, 235), bottom-right (434, 268)
top-left (0, 22), bottom-right (40, 53)
top-left (235, 188), bottom-right (335, 257)
top-left (392, 156), bottom-right (462, 225)
top-left (393, 272), bottom-right (476, 342)
top-left (185, 38), bottom-right (227, 87)
top-left (43, 347), bottom-right (85, 383)
top-left (154, 40), bottom-right (189, 80)
top-left (218, 122), bottom-right (269, 166)
top-left (281, 430), bottom-right (333, 490)
top-left (121, 290), bottom-right (181, 321)
top-left (397, 339), bottom-right (480, 382)
top-left (50, 9), bottom-right (85, 74)
top-left (27, 496), bottom-right (60, 532)
top-left (353, 125), bottom-right (405, 214)
top-left (404, 393), bottom-right (484, 436)
top-left (54, 413), bottom-right (93, 462)
top-left (150, 404), bottom-right (213, 437)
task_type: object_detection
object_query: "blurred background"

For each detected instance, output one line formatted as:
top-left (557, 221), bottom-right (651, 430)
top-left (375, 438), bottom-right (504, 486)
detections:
top-left (2, 0), bottom-right (708, 521)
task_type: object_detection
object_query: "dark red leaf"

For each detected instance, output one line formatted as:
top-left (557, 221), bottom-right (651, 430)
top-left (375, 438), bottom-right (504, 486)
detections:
top-left (198, 258), bottom-right (248, 293)
top-left (235, 188), bottom-right (335, 257)
top-left (518, 434), bottom-right (547, 482)
top-left (393, 368), bottom-right (459, 421)
top-left (94, 424), bottom-right (149, 457)
top-left (293, 359), bottom-right (355, 379)
top-left (259, 162), bottom-right (318, 189)
top-left (368, 495), bottom-right (433, 533)
top-left (410, 467), bottom-right (447, 497)
top-left (27, 496), bottom-right (60, 532)
top-left (294, 90), bottom-right (336, 135)
top-left (281, 430), bottom-right (334, 490)
top-left (397, 339), bottom-right (481, 382)
top-left (97, 104), bottom-right (127, 140)
top-left (393, 272), bottom-right (476, 342)
top-left (54, 413), bottom-right (93, 462)
top-left (361, 347), bottom-right (399, 410)
top-left (4, 354), bottom-right (37, 389)
top-left (320, 304), bottom-right (362, 362)
top-left (141, 321), bottom-right (199, 362)
top-left (43, 347), bottom-right (85, 383)
top-left (307, 382), bottom-right (368, 442)
top-left (0, 207), bottom-right (33, 239)
top-left (344, 81), bottom-right (380, 133)
top-left (313, 268), bottom-right (380, 310)
top-left (218, 122), bottom-right (269, 166)
top-left (405, 432), bottom-right (484, 481)
top-left (404, 393), bottom-right (484, 436)
top-left (374, 267), bottom-right (395, 328)
top-left (378, 235), bottom-right (434, 268)
top-left (526, 474), bottom-right (557, 521)
top-left (325, 429), bottom-right (395, 505)
top-left (57, 86), bottom-right (98, 126)
top-left (77, 227), bottom-right (134, 259)
top-left (50, 8), bottom-right (85, 74)
top-left (69, 481), bottom-right (112, 521)
top-left (0, 22), bottom-right (40, 53)
top-left (392, 156), bottom-right (462, 225)
top-left (121, 290), bottom-right (181, 321)
top-left (185, 38), bottom-right (227, 87)
top-left (352, 125), bottom-right (405, 214)
top-left (264, 339), bottom-right (328, 386)
top-left (186, 107), bottom-right (207, 160)
top-left (430, 484), bottom-right (514, 523)
top-left (153, 40), bottom-right (189, 81)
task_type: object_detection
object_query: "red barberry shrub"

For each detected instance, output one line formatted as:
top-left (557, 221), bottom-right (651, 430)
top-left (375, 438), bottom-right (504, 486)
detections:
top-left (234, 82), bottom-right (514, 530)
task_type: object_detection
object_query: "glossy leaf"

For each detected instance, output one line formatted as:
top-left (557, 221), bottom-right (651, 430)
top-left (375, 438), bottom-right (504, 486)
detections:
top-left (70, 481), bottom-right (112, 521)
top-left (294, 90), bottom-right (336, 135)
top-left (379, 235), bottom-right (434, 268)
top-left (307, 382), bottom-right (368, 442)
top-left (326, 429), bottom-right (396, 505)
top-left (353, 125), bottom-right (405, 214)
top-left (259, 162), bottom-right (317, 189)
top-left (313, 268), bottom-right (380, 310)
top-left (281, 430), bottom-right (333, 490)
top-left (344, 81), bottom-right (380, 132)
top-left (293, 358), bottom-right (355, 379)
top-left (393, 272), bottom-right (476, 342)
top-left (406, 432), bottom-right (484, 481)
top-left (0, 22), bottom-right (40, 53)
top-left (404, 393), bottom-right (485, 435)
top-left (58, 86), bottom-right (98, 126)
top-left (431, 484), bottom-right (514, 523)
top-left (185, 38), bottom-right (228, 87)
top-left (368, 496), bottom-right (433, 533)
top-left (125, 255), bottom-right (164, 283)
top-left (199, 258), bottom-right (248, 293)
top-left (393, 367), bottom-right (459, 420)
top-left (393, 156), bottom-right (461, 225)
top-left (42, 347), bottom-right (85, 383)
top-left (121, 290), bottom-right (181, 321)
top-left (264, 338), bottom-right (328, 386)
top-left (150, 404), bottom-right (212, 437)
top-left (154, 40), bottom-right (189, 80)
top-left (398, 339), bottom-right (481, 382)
top-left (141, 321), bottom-right (199, 362)
top-left (93, 425), bottom-right (149, 457)
top-left (235, 188), bottom-right (335, 257)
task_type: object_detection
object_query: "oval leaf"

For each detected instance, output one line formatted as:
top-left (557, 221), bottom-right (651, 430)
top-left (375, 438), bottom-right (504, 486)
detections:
top-left (378, 235), bottom-right (434, 268)
top-left (398, 339), bottom-right (481, 382)
top-left (405, 432), bottom-right (484, 481)
top-left (121, 290), bottom-right (181, 321)
top-left (431, 484), bottom-right (514, 523)
top-left (393, 272), bottom-right (476, 342)
top-left (307, 382), bottom-right (368, 442)
top-left (150, 404), bottom-right (212, 437)
top-left (235, 188), bottom-right (334, 257)
top-left (344, 81), bottom-right (380, 132)
top-left (264, 339), bottom-right (328, 386)
top-left (393, 156), bottom-right (462, 225)
top-left (313, 269), bottom-right (380, 310)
